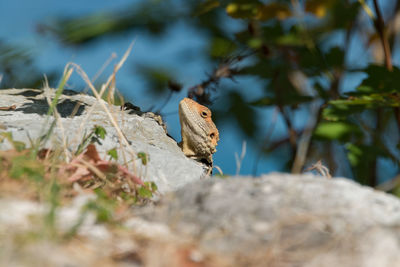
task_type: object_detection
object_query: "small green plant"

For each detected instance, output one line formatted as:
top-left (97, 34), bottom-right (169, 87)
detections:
top-left (138, 181), bottom-right (158, 199)
top-left (137, 152), bottom-right (149, 165)
top-left (75, 125), bottom-right (107, 155)
top-left (107, 148), bottom-right (118, 160)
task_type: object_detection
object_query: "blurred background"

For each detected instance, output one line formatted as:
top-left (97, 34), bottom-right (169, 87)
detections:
top-left (1, 0), bottom-right (400, 189)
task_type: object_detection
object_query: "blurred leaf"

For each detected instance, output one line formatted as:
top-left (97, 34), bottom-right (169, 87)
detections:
top-left (322, 103), bottom-right (364, 121)
top-left (313, 121), bottom-right (362, 141)
top-left (356, 64), bottom-right (400, 93)
top-left (247, 38), bottom-right (263, 49)
top-left (136, 65), bottom-right (176, 95)
top-left (256, 3), bottom-right (291, 21)
top-left (325, 46), bottom-right (344, 68)
top-left (324, 93), bottom-right (400, 120)
top-left (194, 0), bottom-right (220, 16)
top-left (346, 143), bottom-right (388, 185)
top-left (167, 80), bottom-right (183, 92)
top-left (0, 41), bottom-right (56, 88)
top-left (305, 0), bottom-right (336, 18)
top-left (275, 33), bottom-right (306, 46)
top-left (45, 3), bottom-right (177, 44)
top-left (226, 1), bottom-right (260, 19)
top-left (209, 37), bottom-right (237, 58)
top-left (330, 1), bottom-right (360, 29)
top-left (298, 47), bottom-right (325, 76)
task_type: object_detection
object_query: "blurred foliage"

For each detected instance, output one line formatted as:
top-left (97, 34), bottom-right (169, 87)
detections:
top-left (4, 0), bottom-right (400, 188)
top-left (0, 40), bottom-right (57, 88)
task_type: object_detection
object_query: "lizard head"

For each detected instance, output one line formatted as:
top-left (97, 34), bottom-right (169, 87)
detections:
top-left (179, 98), bottom-right (219, 162)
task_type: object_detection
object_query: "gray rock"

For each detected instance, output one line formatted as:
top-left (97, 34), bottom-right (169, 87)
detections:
top-left (137, 173), bottom-right (400, 267)
top-left (0, 88), bottom-right (206, 192)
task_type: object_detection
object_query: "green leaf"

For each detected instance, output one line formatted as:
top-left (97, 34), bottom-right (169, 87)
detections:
top-left (150, 182), bottom-right (158, 192)
top-left (322, 104), bottom-right (363, 121)
top-left (138, 186), bottom-right (153, 198)
top-left (94, 125), bottom-right (107, 139)
top-left (144, 181), bottom-right (158, 192)
top-left (313, 121), bottom-right (362, 141)
top-left (137, 152), bottom-right (149, 165)
top-left (356, 64), bottom-right (400, 94)
top-left (107, 148), bottom-right (118, 160)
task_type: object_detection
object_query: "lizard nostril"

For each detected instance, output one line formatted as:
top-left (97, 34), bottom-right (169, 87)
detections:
top-left (201, 111), bottom-right (208, 118)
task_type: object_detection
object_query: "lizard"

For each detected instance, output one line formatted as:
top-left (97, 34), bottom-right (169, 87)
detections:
top-left (178, 97), bottom-right (219, 173)
top-left (122, 97), bottom-right (219, 173)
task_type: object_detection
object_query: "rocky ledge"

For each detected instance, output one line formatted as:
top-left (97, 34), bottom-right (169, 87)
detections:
top-left (0, 88), bottom-right (207, 192)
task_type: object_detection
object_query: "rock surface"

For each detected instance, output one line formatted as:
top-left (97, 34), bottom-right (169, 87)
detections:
top-left (140, 173), bottom-right (400, 266)
top-left (1, 174), bottom-right (400, 266)
top-left (0, 88), bottom-right (206, 192)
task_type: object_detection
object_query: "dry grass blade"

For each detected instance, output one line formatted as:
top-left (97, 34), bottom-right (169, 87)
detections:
top-left (304, 160), bottom-right (331, 178)
top-left (71, 52), bottom-right (118, 117)
top-left (64, 41), bottom-right (138, 175)
top-left (213, 165), bottom-right (224, 176)
top-left (235, 141), bottom-right (246, 175)
top-left (43, 78), bottom-right (72, 162)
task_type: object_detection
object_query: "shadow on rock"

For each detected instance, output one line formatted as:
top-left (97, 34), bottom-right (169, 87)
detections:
top-left (15, 98), bottom-right (86, 117)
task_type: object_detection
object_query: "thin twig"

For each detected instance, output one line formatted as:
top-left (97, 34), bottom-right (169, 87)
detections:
top-left (291, 102), bottom-right (322, 174)
top-left (372, 0), bottom-right (392, 71)
top-left (0, 105), bottom-right (16, 111)
top-left (371, 0), bottom-right (396, 186)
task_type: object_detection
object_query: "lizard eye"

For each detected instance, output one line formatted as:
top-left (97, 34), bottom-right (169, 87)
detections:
top-left (210, 133), bottom-right (215, 138)
top-left (200, 111), bottom-right (208, 118)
